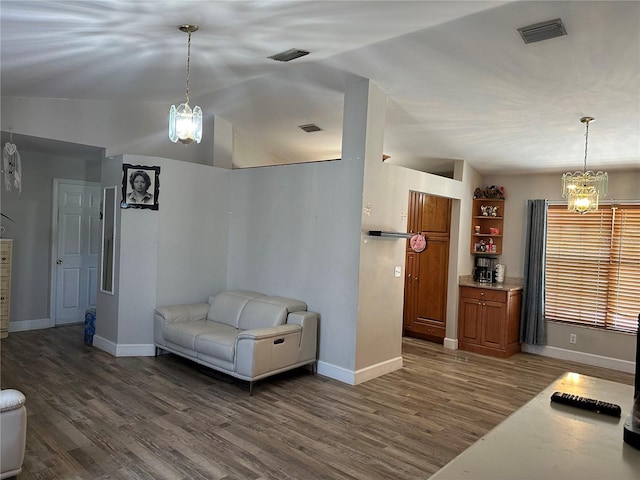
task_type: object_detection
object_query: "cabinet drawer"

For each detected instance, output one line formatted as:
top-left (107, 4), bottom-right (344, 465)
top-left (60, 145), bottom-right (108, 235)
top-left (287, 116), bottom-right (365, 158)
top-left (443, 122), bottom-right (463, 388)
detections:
top-left (460, 286), bottom-right (506, 303)
top-left (409, 320), bottom-right (445, 339)
top-left (0, 241), bottom-right (11, 255)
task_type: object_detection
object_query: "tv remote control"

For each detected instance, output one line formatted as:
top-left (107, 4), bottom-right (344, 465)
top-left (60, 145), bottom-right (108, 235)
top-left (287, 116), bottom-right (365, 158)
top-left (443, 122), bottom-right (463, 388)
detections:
top-left (550, 391), bottom-right (622, 417)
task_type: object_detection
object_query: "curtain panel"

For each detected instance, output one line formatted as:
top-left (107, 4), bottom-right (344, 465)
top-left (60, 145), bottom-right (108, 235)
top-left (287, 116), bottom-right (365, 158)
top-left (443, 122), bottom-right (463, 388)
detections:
top-left (520, 199), bottom-right (548, 345)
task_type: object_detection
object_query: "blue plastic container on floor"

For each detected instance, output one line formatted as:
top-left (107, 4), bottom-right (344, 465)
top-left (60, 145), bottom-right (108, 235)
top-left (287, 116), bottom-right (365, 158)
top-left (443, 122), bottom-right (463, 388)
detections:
top-left (84, 308), bottom-right (96, 345)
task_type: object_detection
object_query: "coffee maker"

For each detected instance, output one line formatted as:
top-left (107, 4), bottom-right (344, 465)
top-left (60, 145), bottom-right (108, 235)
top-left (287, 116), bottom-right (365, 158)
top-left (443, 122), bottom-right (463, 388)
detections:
top-left (473, 256), bottom-right (496, 283)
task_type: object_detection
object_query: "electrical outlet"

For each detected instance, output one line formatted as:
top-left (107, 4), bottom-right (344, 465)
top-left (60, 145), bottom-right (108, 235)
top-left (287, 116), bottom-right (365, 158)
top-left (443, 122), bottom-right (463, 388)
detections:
top-left (394, 266), bottom-right (402, 278)
top-left (569, 333), bottom-right (577, 344)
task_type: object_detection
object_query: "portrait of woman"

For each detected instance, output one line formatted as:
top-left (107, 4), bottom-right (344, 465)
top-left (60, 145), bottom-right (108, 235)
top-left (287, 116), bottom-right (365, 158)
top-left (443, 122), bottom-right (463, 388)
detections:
top-left (121, 164), bottom-right (160, 210)
top-left (127, 170), bottom-right (153, 204)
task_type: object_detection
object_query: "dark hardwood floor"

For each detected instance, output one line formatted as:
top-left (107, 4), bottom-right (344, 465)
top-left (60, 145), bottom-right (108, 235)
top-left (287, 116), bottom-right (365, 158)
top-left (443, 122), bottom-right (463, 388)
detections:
top-left (0, 325), bottom-right (633, 479)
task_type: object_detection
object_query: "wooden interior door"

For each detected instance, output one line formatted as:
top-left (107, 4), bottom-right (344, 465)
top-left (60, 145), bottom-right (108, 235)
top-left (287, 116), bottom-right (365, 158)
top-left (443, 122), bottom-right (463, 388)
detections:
top-left (403, 191), bottom-right (452, 343)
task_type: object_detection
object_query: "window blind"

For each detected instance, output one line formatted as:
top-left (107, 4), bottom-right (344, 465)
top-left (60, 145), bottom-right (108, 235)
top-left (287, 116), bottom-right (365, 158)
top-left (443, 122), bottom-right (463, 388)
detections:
top-left (545, 204), bottom-right (640, 333)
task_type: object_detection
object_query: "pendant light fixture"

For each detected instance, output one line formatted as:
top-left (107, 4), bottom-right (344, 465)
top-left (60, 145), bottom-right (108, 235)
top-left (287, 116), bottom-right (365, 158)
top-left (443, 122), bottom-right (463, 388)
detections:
top-left (561, 116), bottom-right (608, 214)
top-left (169, 25), bottom-right (202, 144)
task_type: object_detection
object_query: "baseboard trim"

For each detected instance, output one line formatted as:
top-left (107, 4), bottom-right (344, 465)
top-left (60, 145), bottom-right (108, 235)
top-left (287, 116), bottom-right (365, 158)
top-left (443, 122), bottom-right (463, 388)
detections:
top-left (317, 362), bottom-right (355, 385)
top-left (317, 356), bottom-right (403, 386)
top-left (443, 337), bottom-right (458, 350)
top-left (92, 335), bottom-right (155, 357)
top-left (8, 318), bottom-right (50, 332)
top-left (92, 335), bottom-right (117, 355)
top-left (522, 344), bottom-right (635, 374)
top-left (354, 356), bottom-right (403, 385)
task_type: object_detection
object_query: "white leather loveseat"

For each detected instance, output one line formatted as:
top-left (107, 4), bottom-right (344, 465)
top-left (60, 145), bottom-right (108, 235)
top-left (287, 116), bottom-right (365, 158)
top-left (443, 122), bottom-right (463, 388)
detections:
top-left (154, 291), bottom-right (318, 394)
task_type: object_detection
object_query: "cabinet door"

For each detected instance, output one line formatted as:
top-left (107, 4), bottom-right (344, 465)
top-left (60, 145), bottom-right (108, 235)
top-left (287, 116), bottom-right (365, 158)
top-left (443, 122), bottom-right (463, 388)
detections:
top-left (403, 252), bottom-right (419, 329)
top-left (459, 297), bottom-right (482, 344)
top-left (421, 195), bottom-right (451, 234)
top-left (407, 191), bottom-right (422, 235)
top-left (416, 237), bottom-right (450, 325)
top-left (481, 300), bottom-right (506, 348)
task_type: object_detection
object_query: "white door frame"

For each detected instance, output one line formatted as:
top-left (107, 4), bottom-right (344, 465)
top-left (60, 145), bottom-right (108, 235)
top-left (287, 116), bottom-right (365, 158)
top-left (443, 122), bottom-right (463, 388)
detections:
top-left (49, 178), bottom-right (101, 327)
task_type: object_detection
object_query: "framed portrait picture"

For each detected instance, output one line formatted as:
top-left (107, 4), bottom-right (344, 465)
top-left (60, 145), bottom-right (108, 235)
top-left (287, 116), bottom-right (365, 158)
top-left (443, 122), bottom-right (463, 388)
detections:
top-left (120, 164), bottom-right (160, 210)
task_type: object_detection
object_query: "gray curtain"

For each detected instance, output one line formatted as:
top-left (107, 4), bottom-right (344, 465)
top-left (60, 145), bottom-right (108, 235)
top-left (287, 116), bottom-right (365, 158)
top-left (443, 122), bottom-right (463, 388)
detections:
top-left (520, 199), bottom-right (548, 345)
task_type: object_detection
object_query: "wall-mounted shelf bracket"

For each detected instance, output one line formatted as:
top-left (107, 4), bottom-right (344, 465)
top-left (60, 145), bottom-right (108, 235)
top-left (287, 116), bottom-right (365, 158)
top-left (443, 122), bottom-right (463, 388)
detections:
top-left (368, 230), bottom-right (412, 239)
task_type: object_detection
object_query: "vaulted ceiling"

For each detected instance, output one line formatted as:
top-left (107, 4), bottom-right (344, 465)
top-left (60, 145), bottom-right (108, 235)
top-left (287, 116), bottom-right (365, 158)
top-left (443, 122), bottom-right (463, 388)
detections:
top-left (1, 1), bottom-right (639, 175)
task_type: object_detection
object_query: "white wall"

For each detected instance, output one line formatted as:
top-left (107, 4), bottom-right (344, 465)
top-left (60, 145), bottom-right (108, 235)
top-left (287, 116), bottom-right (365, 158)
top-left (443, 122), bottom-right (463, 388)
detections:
top-left (96, 156), bottom-right (124, 344)
top-left (155, 159), bottom-right (230, 306)
top-left (483, 169), bottom-right (640, 370)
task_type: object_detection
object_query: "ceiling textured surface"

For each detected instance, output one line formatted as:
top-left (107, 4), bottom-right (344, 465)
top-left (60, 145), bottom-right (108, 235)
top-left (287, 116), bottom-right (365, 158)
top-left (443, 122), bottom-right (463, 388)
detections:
top-left (1, 0), bottom-right (639, 174)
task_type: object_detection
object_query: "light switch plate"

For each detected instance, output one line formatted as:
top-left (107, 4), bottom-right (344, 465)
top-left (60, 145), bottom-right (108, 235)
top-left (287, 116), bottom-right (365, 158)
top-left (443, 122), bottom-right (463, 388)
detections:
top-left (394, 266), bottom-right (402, 277)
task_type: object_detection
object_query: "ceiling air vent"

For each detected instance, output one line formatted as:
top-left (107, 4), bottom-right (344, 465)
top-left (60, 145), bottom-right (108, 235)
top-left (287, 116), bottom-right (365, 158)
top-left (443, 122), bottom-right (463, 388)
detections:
top-left (518, 18), bottom-right (567, 44)
top-left (268, 48), bottom-right (310, 62)
top-left (298, 124), bottom-right (322, 133)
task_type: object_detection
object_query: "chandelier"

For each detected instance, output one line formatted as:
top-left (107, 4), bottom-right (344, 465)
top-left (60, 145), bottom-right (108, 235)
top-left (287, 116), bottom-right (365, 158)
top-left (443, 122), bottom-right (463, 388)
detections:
top-left (169, 25), bottom-right (203, 144)
top-left (561, 116), bottom-right (608, 214)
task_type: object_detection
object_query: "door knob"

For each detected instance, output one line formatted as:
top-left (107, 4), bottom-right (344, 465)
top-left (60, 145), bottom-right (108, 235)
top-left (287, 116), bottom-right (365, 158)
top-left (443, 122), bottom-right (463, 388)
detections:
top-left (56, 259), bottom-right (63, 264)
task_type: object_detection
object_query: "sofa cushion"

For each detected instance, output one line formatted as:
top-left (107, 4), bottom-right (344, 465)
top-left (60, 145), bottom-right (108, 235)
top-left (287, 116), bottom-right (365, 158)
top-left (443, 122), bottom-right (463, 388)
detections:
top-left (238, 299), bottom-right (289, 330)
top-left (207, 292), bottom-right (257, 328)
top-left (163, 319), bottom-right (211, 350)
top-left (194, 323), bottom-right (239, 363)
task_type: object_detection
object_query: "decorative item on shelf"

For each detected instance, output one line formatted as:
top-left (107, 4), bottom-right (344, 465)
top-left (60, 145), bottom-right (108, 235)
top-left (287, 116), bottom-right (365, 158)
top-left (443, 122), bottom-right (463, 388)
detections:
top-left (409, 233), bottom-right (427, 253)
top-left (561, 116), bottom-right (608, 214)
top-left (474, 225), bottom-right (481, 234)
top-left (474, 185), bottom-right (505, 199)
top-left (495, 263), bottom-right (505, 283)
top-left (2, 130), bottom-right (22, 193)
top-left (475, 240), bottom-right (487, 252)
top-left (489, 227), bottom-right (500, 235)
top-left (481, 205), bottom-right (498, 217)
top-left (169, 25), bottom-right (203, 144)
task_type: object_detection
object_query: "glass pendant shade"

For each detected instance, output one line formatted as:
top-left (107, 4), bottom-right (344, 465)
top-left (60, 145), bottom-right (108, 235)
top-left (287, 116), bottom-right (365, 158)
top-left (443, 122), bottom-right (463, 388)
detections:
top-left (563, 175), bottom-right (606, 214)
top-left (169, 102), bottom-right (202, 144)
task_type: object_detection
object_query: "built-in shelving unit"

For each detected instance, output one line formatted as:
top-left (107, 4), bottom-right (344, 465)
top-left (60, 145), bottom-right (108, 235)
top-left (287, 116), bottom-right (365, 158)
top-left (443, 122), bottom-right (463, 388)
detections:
top-left (470, 198), bottom-right (504, 255)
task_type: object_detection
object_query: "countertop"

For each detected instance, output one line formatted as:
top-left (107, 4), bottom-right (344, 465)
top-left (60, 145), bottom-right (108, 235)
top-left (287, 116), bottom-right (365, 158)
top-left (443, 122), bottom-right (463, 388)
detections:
top-left (430, 372), bottom-right (639, 479)
top-left (459, 275), bottom-right (523, 291)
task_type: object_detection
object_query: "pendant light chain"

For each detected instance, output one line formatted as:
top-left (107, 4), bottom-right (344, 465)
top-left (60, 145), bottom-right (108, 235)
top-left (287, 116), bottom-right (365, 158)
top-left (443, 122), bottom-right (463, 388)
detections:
top-left (583, 119), bottom-right (589, 173)
top-left (185, 30), bottom-right (192, 105)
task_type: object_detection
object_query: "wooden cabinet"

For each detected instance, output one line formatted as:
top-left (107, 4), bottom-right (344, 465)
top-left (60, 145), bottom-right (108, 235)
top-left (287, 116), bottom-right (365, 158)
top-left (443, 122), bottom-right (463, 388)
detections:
top-left (458, 286), bottom-right (521, 358)
top-left (470, 198), bottom-right (504, 255)
top-left (403, 192), bottom-right (451, 343)
top-left (1, 239), bottom-right (12, 339)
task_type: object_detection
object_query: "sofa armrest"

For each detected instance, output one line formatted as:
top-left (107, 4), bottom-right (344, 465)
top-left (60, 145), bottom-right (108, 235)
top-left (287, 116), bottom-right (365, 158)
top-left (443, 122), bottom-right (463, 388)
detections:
top-left (236, 324), bottom-right (301, 341)
top-left (154, 303), bottom-right (209, 347)
top-left (287, 311), bottom-right (318, 363)
top-left (287, 311), bottom-right (317, 328)
top-left (154, 303), bottom-right (209, 324)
